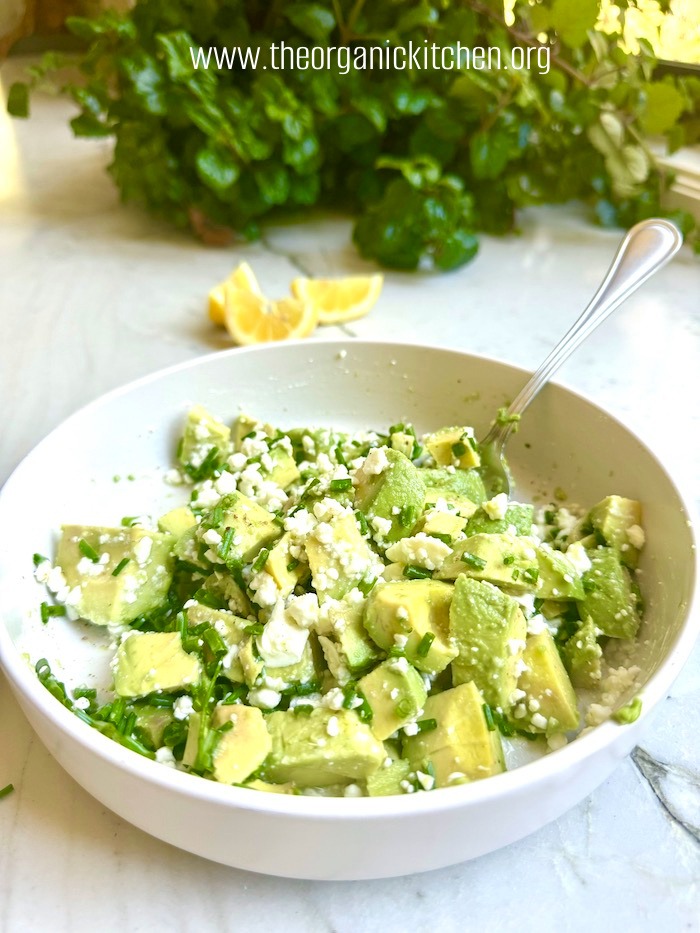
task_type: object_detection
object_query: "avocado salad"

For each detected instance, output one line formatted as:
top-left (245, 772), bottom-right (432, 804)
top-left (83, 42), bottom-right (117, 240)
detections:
top-left (33, 407), bottom-right (646, 797)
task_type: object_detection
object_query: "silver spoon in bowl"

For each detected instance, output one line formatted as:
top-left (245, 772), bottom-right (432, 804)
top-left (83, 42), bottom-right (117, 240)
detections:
top-left (479, 217), bottom-right (684, 496)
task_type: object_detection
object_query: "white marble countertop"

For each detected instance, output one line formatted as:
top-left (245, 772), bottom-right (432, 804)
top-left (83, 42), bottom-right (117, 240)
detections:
top-left (1, 57), bottom-right (699, 932)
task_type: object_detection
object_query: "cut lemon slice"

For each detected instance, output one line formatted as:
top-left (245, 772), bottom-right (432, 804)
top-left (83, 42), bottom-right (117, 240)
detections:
top-left (223, 285), bottom-right (318, 346)
top-left (208, 261), bottom-right (262, 326)
top-left (290, 274), bottom-right (383, 325)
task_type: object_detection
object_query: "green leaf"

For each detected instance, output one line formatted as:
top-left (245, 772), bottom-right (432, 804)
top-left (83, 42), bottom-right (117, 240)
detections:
top-left (120, 52), bottom-right (167, 116)
top-left (156, 31), bottom-right (198, 84)
top-left (284, 4), bottom-right (336, 43)
top-left (396, 1), bottom-right (439, 34)
top-left (470, 129), bottom-right (511, 180)
top-left (195, 146), bottom-right (240, 193)
top-left (70, 113), bottom-right (112, 137)
top-left (550, 0), bottom-right (600, 49)
top-left (6, 82), bottom-right (29, 118)
top-left (640, 82), bottom-right (685, 135)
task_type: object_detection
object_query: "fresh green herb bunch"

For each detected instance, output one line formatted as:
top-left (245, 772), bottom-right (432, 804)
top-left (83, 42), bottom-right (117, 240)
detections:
top-left (7, 0), bottom-right (699, 267)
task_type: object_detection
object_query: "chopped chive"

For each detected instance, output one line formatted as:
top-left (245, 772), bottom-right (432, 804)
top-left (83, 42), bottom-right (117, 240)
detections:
top-left (503, 554), bottom-right (515, 566)
top-left (32, 553), bottom-right (48, 567)
top-left (533, 597), bottom-right (545, 611)
top-left (251, 548), bottom-right (270, 573)
top-left (461, 552), bottom-right (487, 570)
top-left (286, 558), bottom-right (300, 573)
top-left (242, 430), bottom-right (256, 440)
top-left (415, 718), bottom-right (438, 734)
top-left (73, 686), bottom-right (97, 700)
top-left (121, 516), bottom-right (139, 527)
top-left (544, 510), bottom-right (556, 524)
top-left (78, 539), bottom-right (99, 562)
top-left (0, 784), bottom-right (14, 800)
top-left (411, 441), bottom-right (423, 460)
top-left (207, 505), bottom-right (224, 529)
top-left (112, 557), bottom-right (130, 577)
top-left (176, 437), bottom-right (184, 460)
top-left (330, 478), bottom-right (352, 492)
top-left (430, 532), bottom-right (452, 546)
top-left (582, 578), bottom-right (598, 594)
top-left (451, 441), bottom-right (467, 458)
top-left (203, 627), bottom-right (227, 658)
top-left (334, 444), bottom-right (347, 467)
top-left (511, 569), bottom-right (520, 581)
top-left (468, 436), bottom-right (478, 451)
top-left (482, 704), bottom-right (496, 731)
top-left (396, 698), bottom-right (414, 718)
top-left (218, 527), bottom-right (235, 561)
top-left (355, 510), bottom-right (368, 535)
top-left (399, 505), bottom-right (417, 528)
top-left (358, 576), bottom-right (376, 596)
top-left (292, 704), bottom-right (314, 716)
top-left (389, 422), bottom-right (406, 435)
top-left (244, 622), bottom-right (264, 635)
top-left (221, 685), bottom-right (247, 704)
top-left (522, 567), bottom-right (539, 584)
top-left (416, 632), bottom-right (435, 658)
top-left (403, 564), bottom-right (432, 580)
top-left (40, 602), bottom-right (66, 624)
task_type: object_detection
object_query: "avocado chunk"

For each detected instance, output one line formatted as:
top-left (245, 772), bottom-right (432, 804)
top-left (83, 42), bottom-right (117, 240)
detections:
top-left (449, 575), bottom-right (526, 711)
top-left (561, 616), bottom-right (603, 688)
top-left (134, 705), bottom-right (174, 749)
top-left (466, 503), bottom-right (534, 537)
top-left (243, 779), bottom-right (296, 794)
top-left (263, 708), bottom-right (385, 787)
top-left (200, 570), bottom-right (253, 617)
top-left (424, 426), bottom-right (481, 469)
top-left (367, 758), bottom-right (412, 796)
top-left (56, 525), bottom-right (174, 626)
top-left (186, 602), bottom-right (248, 683)
top-left (390, 431), bottom-right (416, 459)
top-left (305, 511), bottom-right (377, 600)
top-left (403, 682), bottom-right (505, 786)
top-left (588, 495), bottom-right (644, 568)
top-left (515, 630), bottom-right (579, 734)
top-left (354, 448), bottom-right (426, 544)
top-left (358, 659), bottom-right (428, 741)
top-left (179, 404), bottom-right (231, 473)
top-left (197, 492), bottom-right (281, 567)
top-left (536, 545), bottom-right (584, 600)
top-left (265, 532), bottom-right (310, 599)
top-left (320, 598), bottom-right (382, 676)
top-left (436, 533), bottom-right (539, 591)
top-left (422, 467), bottom-right (486, 506)
top-left (113, 631), bottom-right (201, 697)
top-left (158, 506), bottom-right (197, 538)
top-left (363, 579), bottom-right (458, 675)
top-left (576, 547), bottom-right (641, 639)
top-left (417, 508), bottom-right (468, 544)
top-left (261, 443), bottom-right (300, 490)
top-left (239, 636), bottom-right (264, 687)
top-left (210, 703), bottom-right (272, 785)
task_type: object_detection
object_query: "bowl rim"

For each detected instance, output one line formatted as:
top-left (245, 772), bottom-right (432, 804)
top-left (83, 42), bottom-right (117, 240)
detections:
top-left (1, 337), bottom-right (698, 820)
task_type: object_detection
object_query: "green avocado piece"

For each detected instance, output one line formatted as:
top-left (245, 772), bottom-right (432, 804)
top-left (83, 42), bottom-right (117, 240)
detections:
top-left (186, 603), bottom-right (248, 683)
top-left (390, 431), bottom-right (416, 459)
top-left (363, 579), bottom-right (457, 675)
top-left (198, 492), bottom-right (281, 567)
top-left (200, 570), bottom-right (253, 617)
top-left (232, 414), bottom-right (275, 450)
top-left (436, 533), bottom-right (539, 590)
top-left (402, 682), bottom-right (505, 787)
top-left (423, 489), bottom-right (478, 519)
top-left (263, 708), bottom-right (385, 787)
top-left (466, 503), bottom-right (534, 537)
top-left (576, 547), bottom-right (641, 639)
top-left (354, 448), bottom-right (426, 544)
top-left (210, 704), bottom-right (272, 785)
top-left (262, 444), bottom-right (300, 490)
top-left (239, 636), bottom-right (264, 687)
top-left (418, 509), bottom-right (468, 543)
top-left (424, 427), bottom-right (481, 469)
top-left (269, 636), bottom-right (322, 691)
top-left (265, 533), bottom-right (310, 599)
top-left (561, 616), bottom-right (603, 688)
top-left (358, 659), bottom-right (428, 741)
top-left (536, 546), bottom-right (584, 600)
top-left (179, 404), bottom-right (231, 472)
top-left (515, 630), bottom-right (579, 735)
top-left (588, 495), bottom-right (644, 568)
top-left (134, 705), bottom-right (174, 749)
top-left (422, 468), bottom-right (487, 505)
top-left (305, 513), bottom-right (377, 600)
top-left (318, 598), bottom-right (382, 679)
top-left (158, 506), bottom-right (197, 538)
top-left (56, 525), bottom-right (174, 626)
top-left (113, 631), bottom-right (201, 698)
top-left (449, 575), bottom-right (526, 711)
top-left (367, 758), bottom-right (412, 796)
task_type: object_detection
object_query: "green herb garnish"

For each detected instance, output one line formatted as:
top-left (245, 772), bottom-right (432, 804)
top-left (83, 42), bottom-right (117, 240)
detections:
top-left (403, 565), bottom-right (432, 580)
top-left (78, 539), bottom-right (99, 562)
top-left (330, 478), bottom-right (352, 492)
top-left (416, 632), bottom-right (435, 658)
top-left (112, 557), bottom-right (130, 577)
top-left (461, 552), bottom-right (487, 570)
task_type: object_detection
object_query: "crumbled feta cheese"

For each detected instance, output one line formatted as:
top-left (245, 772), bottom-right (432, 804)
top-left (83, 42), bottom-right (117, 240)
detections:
top-left (531, 712), bottom-right (548, 730)
top-left (370, 515), bottom-right (393, 539)
top-left (164, 468), bottom-right (184, 486)
top-left (344, 783), bottom-right (363, 797)
top-left (565, 540), bottom-right (592, 574)
top-left (33, 560), bottom-right (52, 584)
top-left (202, 528), bottom-right (222, 548)
top-left (155, 747), bottom-right (177, 768)
top-left (483, 493), bottom-right (508, 521)
top-left (248, 570), bottom-right (279, 608)
top-left (257, 599), bottom-right (309, 667)
top-left (173, 695), bottom-right (194, 720)
top-left (326, 715), bottom-right (340, 737)
top-left (547, 733), bottom-right (568, 751)
top-left (247, 687), bottom-right (282, 710)
top-left (627, 524), bottom-right (645, 549)
top-left (385, 533), bottom-right (451, 571)
top-left (403, 722), bottom-right (420, 736)
top-left (526, 614), bottom-right (548, 636)
top-left (286, 592), bottom-right (320, 629)
top-left (416, 770), bottom-right (435, 791)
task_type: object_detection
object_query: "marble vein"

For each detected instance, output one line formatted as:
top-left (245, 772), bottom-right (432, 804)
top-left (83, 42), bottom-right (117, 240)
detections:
top-left (632, 747), bottom-right (700, 845)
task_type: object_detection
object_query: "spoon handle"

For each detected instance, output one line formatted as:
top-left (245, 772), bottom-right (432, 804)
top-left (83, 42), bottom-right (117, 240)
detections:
top-left (490, 217), bottom-right (683, 439)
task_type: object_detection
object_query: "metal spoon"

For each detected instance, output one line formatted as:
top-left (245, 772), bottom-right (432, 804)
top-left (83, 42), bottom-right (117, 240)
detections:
top-left (480, 217), bottom-right (684, 496)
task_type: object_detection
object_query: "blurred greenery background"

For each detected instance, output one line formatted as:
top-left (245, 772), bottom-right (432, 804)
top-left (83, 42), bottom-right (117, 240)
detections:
top-left (3, 0), bottom-right (700, 269)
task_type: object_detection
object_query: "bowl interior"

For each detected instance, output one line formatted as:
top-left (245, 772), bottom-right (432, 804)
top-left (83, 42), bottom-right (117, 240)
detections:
top-left (0, 341), bottom-right (695, 735)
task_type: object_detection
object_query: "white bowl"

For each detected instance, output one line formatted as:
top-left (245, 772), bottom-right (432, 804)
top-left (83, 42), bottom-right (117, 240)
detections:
top-left (0, 340), bottom-right (697, 880)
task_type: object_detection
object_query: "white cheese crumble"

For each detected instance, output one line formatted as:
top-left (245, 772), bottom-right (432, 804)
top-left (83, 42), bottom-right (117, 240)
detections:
top-left (173, 696), bottom-right (194, 720)
top-left (326, 715), bottom-right (340, 737)
top-left (627, 524), bottom-right (645, 549)
top-left (483, 493), bottom-right (508, 521)
top-left (247, 687), bottom-right (282, 710)
top-left (385, 532), bottom-right (451, 571)
top-left (565, 540), bottom-right (592, 574)
top-left (257, 599), bottom-right (309, 668)
top-left (155, 747), bottom-right (177, 768)
top-left (415, 770), bottom-right (435, 791)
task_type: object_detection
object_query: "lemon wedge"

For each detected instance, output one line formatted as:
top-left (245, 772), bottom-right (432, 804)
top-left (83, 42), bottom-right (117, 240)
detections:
top-left (208, 262), bottom-right (262, 326)
top-left (223, 285), bottom-right (318, 346)
top-left (290, 274), bottom-right (383, 325)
